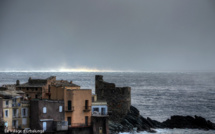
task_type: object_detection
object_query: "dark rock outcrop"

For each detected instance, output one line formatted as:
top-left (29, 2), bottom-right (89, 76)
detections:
top-left (162, 115), bottom-right (215, 130)
top-left (109, 106), bottom-right (215, 133)
top-left (109, 106), bottom-right (157, 133)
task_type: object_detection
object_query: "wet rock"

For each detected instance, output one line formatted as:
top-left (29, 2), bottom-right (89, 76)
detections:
top-left (162, 115), bottom-right (215, 130)
top-left (109, 106), bottom-right (215, 133)
top-left (109, 105), bottom-right (157, 133)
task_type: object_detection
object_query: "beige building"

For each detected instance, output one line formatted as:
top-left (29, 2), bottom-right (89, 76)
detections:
top-left (0, 85), bottom-right (30, 130)
top-left (50, 80), bottom-right (80, 100)
top-left (2, 96), bottom-right (30, 130)
top-left (3, 98), bottom-right (13, 130)
top-left (64, 89), bottom-right (92, 127)
top-left (11, 97), bottom-right (30, 130)
top-left (50, 80), bottom-right (92, 127)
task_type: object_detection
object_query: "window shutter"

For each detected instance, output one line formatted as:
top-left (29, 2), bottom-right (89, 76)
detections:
top-left (22, 118), bottom-right (27, 125)
top-left (26, 108), bottom-right (28, 116)
top-left (43, 107), bottom-right (47, 113)
top-left (16, 109), bottom-right (19, 117)
top-left (59, 106), bottom-right (62, 112)
top-left (21, 108), bottom-right (23, 117)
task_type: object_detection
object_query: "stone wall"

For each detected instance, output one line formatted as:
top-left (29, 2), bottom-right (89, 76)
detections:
top-left (95, 75), bottom-right (131, 121)
top-left (30, 99), bottom-right (64, 132)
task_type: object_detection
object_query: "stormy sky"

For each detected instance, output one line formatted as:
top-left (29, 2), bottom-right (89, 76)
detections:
top-left (0, 0), bottom-right (215, 72)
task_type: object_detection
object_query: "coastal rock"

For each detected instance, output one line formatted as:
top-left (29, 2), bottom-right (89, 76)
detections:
top-left (162, 115), bottom-right (215, 130)
top-left (109, 106), bottom-right (215, 133)
top-left (109, 105), bottom-right (157, 133)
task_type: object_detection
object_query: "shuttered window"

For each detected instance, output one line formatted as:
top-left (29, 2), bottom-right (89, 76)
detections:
top-left (43, 107), bottom-right (47, 113)
top-left (59, 106), bottom-right (62, 112)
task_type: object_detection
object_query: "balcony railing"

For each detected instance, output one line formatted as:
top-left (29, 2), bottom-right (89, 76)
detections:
top-left (13, 115), bottom-right (19, 118)
top-left (12, 103), bottom-right (21, 107)
top-left (70, 123), bottom-right (91, 128)
top-left (92, 111), bottom-right (107, 116)
top-left (65, 106), bottom-right (74, 112)
top-left (83, 106), bottom-right (91, 112)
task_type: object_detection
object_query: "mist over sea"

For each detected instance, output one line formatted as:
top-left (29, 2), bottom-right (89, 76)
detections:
top-left (1, 72), bottom-right (215, 134)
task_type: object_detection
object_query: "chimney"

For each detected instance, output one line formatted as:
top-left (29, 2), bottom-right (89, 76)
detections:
top-left (28, 77), bottom-right (32, 82)
top-left (16, 80), bottom-right (20, 86)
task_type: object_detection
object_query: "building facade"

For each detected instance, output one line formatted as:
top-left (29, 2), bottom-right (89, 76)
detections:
top-left (11, 97), bottom-right (30, 130)
top-left (30, 99), bottom-right (65, 132)
top-left (50, 80), bottom-right (80, 100)
top-left (16, 76), bottom-right (56, 99)
top-left (91, 95), bottom-right (109, 134)
top-left (3, 97), bottom-right (13, 130)
top-left (64, 89), bottom-right (92, 127)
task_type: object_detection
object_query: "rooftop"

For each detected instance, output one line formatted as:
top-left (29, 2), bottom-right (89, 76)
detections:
top-left (52, 80), bottom-right (80, 87)
top-left (17, 76), bottom-right (56, 87)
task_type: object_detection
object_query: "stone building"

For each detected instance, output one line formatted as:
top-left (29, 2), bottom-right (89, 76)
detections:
top-left (95, 75), bottom-right (131, 121)
top-left (30, 99), bottom-right (66, 132)
top-left (16, 76), bottom-right (56, 99)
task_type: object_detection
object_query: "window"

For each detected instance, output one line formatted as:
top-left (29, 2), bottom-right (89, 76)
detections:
top-left (43, 107), bottom-right (47, 113)
top-left (23, 109), bottom-right (26, 116)
top-left (22, 118), bottom-right (27, 125)
top-left (67, 117), bottom-right (71, 126)
top-left (101, 108), bottom-right (106, 115)
top-left (43, 122), bottom-right (47, 131)
top-left (5, 101), bottom-right (9, 106)
top-left (35, 88), bottom-right (38, 91)
top-left (59, 106), bottom-right (62, 112)
top-left (12, 120), bottom-right (16, 127)
top-left (13, 109), bottom-right (16, 117)
top-left (12, 98), bottom-right (16, 103)
top-left (22, 108), bottom-right (28, 117)
top-left (68, 101), bottom-right (71, 111)
top-left (5, 110), bottom-right (8, 117)
top-left (35, 95), bottom-right (38, 98)
top-left (93, 108), bottom-right (99, 112)
top-left (85, 100), bottom-right (88, 109)
top-left (85, 116), bottom-right (88, 126)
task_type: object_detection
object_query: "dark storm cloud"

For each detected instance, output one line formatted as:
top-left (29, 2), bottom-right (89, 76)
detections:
top-left (0, 0), bottom-right (215, 71)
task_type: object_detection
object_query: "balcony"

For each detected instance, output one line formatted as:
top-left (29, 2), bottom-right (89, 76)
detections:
top-left (46, 92), bottom-right (51, 95)
top-left (83, 106), bottom-right (91, 112)
top-left (65, 106), bottom-right (74, 112)
top-left (70, 123), bottom-right (91, 128)
top-left (12, 103), bottom-right (21, 107)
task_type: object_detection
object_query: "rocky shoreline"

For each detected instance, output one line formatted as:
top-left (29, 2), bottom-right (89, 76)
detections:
top-left (109, 106), bottom-right (215, 133)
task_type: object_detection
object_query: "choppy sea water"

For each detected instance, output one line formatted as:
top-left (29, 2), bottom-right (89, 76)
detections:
top-left (0, 72), bottom-right (215, 134)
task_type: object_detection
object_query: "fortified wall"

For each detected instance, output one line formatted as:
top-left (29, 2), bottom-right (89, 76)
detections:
top-left (95, 75), bottom-right (131, 121)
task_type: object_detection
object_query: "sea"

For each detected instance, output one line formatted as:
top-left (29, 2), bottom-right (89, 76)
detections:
top-left (0, 72), bottom-right (215, 134)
